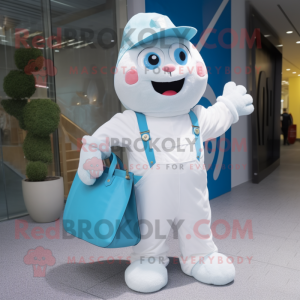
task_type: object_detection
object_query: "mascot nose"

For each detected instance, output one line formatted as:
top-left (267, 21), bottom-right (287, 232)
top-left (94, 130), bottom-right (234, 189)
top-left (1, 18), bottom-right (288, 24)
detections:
top-left (162, 64), bottom-right (176, 73)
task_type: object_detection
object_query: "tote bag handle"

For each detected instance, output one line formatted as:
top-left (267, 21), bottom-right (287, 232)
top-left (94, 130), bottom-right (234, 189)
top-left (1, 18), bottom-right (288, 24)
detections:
top-left (105, 153), bottom-right (124, 170)
top-left (105, 153), bottom-right (118, 186)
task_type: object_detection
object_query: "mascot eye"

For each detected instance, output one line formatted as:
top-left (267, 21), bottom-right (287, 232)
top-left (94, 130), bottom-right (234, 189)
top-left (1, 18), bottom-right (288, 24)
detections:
top-left (138, 47), bottom-right (164, 70)
top-left (174, 48), bottom-right (187, 65)
top-left (144, 52), bottom-right (161, 70)
top-left (169, 43), bottom-right (190, 66)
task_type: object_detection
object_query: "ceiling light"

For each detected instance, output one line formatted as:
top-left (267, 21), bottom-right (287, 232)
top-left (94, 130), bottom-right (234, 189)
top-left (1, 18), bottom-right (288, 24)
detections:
top-left (296, 41), bottom-right (300, 44)
top-left (286, 31), bottom-right (293, 34)
top-left (298, 74), bottom-right (300, 76)
top-left (36, 85), bottom-right (49, 88)
top-left (51, 0), bottom-right (74, 7)
top-left (53, 40), bottom-right (70, 47)
top-left (67, 40), bottom-right (83, 46)
top-left (264, 34), bottom-right (271, 37)
top-left (28, 31), bottom-right (43, 38)
top-left (286, 69), bottom-right (290, 71)
top-left (277, 44), bottom-right (283, 47)
top-left (75, 41), bottom-right (93, 49)
top-left (281, 100), bottom-right (284, 102)
top-left (293, 72), bottom-right (296, 74)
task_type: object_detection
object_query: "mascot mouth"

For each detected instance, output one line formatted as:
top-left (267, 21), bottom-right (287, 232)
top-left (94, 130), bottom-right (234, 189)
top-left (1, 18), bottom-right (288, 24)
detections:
top-left (151, 78), bottom-right (185, 96)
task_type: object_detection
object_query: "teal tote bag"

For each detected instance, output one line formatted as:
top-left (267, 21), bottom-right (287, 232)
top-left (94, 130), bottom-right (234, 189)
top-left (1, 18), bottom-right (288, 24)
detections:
top-left (63, 153), bottom-right (141, 248)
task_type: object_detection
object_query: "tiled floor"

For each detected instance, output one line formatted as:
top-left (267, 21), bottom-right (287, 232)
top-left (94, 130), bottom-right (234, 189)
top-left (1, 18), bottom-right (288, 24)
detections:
top-left (1, 142), bottom-right (300, 299)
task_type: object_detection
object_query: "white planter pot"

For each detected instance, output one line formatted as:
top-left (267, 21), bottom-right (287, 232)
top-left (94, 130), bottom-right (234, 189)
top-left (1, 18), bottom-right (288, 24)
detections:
top-left (22, 177), bottom-right (64, 223)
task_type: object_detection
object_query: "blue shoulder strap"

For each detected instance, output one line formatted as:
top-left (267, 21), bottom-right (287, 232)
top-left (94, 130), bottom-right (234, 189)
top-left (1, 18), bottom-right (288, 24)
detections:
top-left (135, 112), bottom-right (156, 168)
top-left (188, 110), bottom-right (201, 161)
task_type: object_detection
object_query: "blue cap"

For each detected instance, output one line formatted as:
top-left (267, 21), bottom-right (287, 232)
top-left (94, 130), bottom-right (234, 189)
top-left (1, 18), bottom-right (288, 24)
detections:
top-left (117, 13), bottom-right (197, 65)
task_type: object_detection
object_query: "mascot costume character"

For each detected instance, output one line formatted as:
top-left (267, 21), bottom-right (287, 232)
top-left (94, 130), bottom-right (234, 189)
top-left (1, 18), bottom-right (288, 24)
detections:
top-left (78, 13), bottom-right (254, 293)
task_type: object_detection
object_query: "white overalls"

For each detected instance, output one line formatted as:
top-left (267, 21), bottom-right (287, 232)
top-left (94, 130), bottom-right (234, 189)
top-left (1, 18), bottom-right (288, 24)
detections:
top-left (92, 103), bottom-right (234, 275)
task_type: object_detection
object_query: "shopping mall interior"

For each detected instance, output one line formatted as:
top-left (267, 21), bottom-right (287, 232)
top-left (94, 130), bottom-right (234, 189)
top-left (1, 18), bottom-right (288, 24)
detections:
top-left (0, 0), bottom-right (300, 299)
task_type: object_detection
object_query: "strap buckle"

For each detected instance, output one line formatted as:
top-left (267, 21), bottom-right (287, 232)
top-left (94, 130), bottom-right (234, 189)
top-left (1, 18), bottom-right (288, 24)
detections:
top-left (192, 125), bottom-right (200, 135)
top-left (140, 130), bottom-right (150, 134)
top-left (140, 130), bottom-right (150, 142)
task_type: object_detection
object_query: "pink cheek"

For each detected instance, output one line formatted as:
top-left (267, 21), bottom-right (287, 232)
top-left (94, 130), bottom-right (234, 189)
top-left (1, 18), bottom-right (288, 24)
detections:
top-left (125, 69), bottom-right (138, 85)
top-left (196, 62), bottom-right (207, 77)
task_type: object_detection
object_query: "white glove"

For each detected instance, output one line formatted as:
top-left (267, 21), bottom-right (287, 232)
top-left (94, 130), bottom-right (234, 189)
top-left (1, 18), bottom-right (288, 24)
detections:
top-left (78, 135), bottom-right (110, 185)
top-left (217, 82), bottom-right (254, 124)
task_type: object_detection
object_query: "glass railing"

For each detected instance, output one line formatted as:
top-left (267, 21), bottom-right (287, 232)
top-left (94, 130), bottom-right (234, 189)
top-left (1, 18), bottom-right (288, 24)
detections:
top-left (0, 0), bottom-right (127, 220)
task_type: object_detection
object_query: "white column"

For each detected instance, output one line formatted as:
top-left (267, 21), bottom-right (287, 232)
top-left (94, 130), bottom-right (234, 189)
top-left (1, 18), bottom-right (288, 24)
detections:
top-left (231, 0), bottom-right (252, 187)
top-left (127, 0), bottom-right (145, 20)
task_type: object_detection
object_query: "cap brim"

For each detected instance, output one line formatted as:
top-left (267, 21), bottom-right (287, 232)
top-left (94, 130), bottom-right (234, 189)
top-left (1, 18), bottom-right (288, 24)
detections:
top-left (116, 26), bottom-right (197, 66)
top-left (134, 26), bottom-right (197, 48)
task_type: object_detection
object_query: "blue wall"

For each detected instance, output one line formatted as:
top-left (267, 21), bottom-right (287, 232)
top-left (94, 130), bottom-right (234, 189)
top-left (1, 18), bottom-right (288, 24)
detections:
top-left (146, 0), bottom-right (232, 199)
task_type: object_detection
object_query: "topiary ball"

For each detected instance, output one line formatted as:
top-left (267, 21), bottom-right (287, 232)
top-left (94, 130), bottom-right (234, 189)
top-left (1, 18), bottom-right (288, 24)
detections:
top-left (3, 70), bottom-right (36, 99)
top-left (26, 161), bottom-right (48, 181)
top-left (23, 132), bottom-right (53, 163)
top-left (14, 48), bottom-right (43, 71)
top-left (24, 99), bottom-right (60, 137)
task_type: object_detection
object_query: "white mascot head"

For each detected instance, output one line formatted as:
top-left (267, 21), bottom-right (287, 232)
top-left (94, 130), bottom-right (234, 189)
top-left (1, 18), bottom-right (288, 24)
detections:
top-left (114, 13), bottom-right (208, 117)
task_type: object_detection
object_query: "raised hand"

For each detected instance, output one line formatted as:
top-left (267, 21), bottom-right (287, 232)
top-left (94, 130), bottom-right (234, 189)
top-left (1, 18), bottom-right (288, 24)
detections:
top-left (217, 81), bottom-right (254, 123)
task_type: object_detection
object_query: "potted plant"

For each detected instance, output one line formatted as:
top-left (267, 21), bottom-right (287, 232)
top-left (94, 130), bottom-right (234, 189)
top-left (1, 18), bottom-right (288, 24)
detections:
top-left (1, 48), bottom-right (63, 223)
